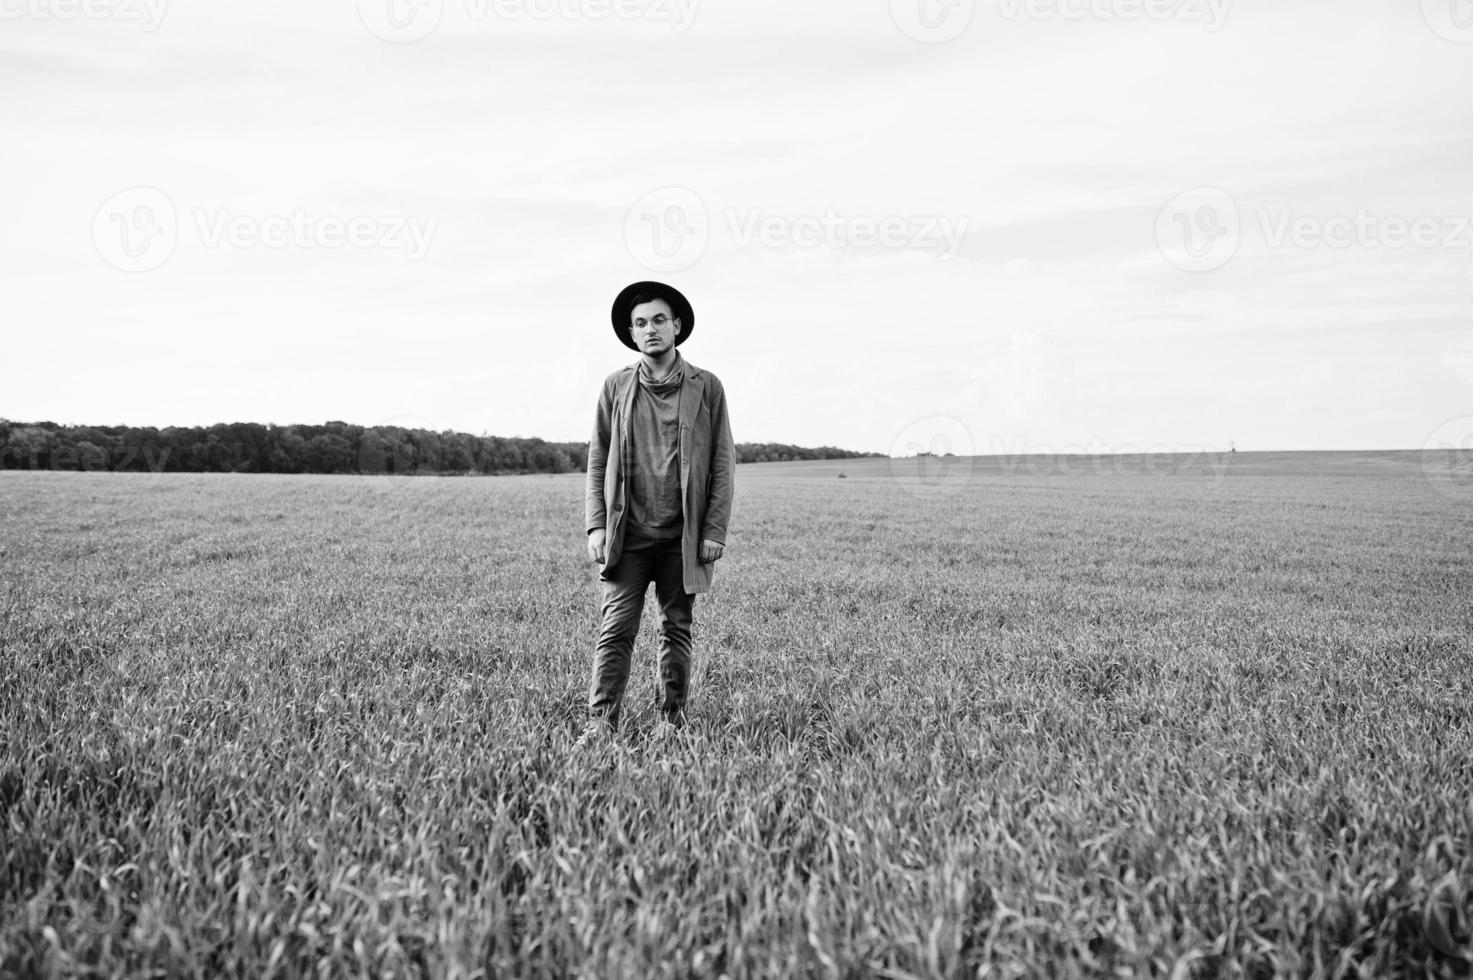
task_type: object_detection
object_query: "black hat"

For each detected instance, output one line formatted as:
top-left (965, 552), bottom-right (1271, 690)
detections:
top-left (611, 281), bottom-right (695, 351)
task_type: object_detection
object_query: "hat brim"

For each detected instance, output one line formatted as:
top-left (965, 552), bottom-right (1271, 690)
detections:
top-left (611, 281), bottom-right (695, 352)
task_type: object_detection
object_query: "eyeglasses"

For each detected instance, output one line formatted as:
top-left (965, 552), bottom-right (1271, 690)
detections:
top-left (632, 314), bottom-right (675, 329)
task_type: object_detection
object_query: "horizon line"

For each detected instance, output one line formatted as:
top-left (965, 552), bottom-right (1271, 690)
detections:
top-left (0, 416), bottom-right (1444, 457)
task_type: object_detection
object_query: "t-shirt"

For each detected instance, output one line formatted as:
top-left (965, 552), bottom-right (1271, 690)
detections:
top-left (627, 357), bottom-right (684, 539)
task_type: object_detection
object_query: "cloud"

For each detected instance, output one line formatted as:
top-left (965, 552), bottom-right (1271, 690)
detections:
top-left (968, 330), bottom-right (1049, 420)
top-left (1442, 338), bottom-right (1473, 385)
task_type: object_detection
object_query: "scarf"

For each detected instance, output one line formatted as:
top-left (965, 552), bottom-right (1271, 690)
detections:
top-left (637, 352), bottom-right (685, 394)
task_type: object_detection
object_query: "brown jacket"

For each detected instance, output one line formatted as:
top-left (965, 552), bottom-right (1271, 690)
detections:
top-left (585, 357), bottom-right (735, 594)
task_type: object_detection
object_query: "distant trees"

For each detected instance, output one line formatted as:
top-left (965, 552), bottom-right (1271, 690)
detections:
top-left (0, 420), bottom-right (589, 476)
top-left (0, 419), bottom-right (869, 476)
top-left (735, 442), bottom-right (880, 464)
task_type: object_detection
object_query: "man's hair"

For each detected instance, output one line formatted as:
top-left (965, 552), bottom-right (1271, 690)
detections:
top-left (629, 293), bottom-right (674, 319)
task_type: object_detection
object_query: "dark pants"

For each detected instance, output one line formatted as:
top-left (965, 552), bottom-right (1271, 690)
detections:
top-left (589, 534), bottom-right (694, 731)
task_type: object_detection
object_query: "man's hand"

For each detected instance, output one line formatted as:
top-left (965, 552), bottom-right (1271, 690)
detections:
top-left (587, 528), bottom-right (607, 564)
top-left (699, 538), bottom-right (724, 564)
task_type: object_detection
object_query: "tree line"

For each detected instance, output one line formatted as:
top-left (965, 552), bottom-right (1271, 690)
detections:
top-left (0, 420), bottom-right (879, 476)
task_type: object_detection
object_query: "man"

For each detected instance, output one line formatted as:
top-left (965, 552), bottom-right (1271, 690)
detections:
top-left (579, 281), bottom-right (735, 746)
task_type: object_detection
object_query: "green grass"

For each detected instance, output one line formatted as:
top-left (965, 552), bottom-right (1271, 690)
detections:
top-left (2, 453), bottom-right (1470, 978)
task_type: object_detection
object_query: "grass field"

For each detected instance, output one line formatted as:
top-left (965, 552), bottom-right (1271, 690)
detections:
top-left (2, 452), bottom-right (1470, 978)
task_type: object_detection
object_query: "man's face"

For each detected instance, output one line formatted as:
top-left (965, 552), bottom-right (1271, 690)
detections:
top-left (630, 299), bottom-right (680, 356)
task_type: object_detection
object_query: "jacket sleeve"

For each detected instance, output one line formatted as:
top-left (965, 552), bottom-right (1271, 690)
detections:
top-left (586, 378), bottom-right (613, 534)
top-left (701, 374), bottom-right (736, 545)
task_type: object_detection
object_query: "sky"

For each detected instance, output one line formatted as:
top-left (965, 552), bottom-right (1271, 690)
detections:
top-left (3, 0), bottom-right (1472, 457)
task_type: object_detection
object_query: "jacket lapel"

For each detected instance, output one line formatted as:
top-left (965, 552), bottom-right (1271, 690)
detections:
top-left (678, 360), bottom-right (705, 437)
top-left (616, 365), bottom-right (638, 450)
